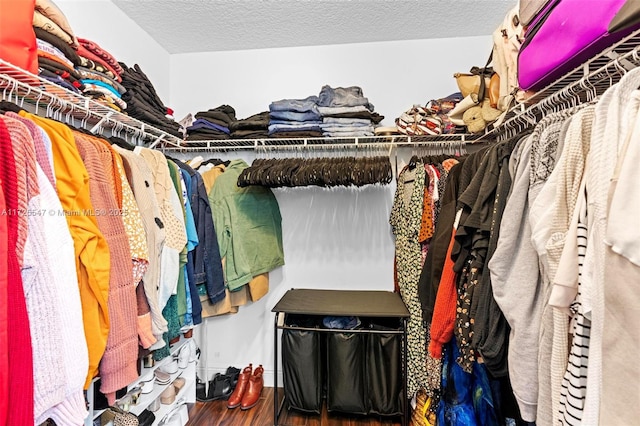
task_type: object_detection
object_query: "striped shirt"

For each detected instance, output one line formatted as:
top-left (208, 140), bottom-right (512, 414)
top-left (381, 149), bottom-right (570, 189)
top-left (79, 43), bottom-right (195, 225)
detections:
top-left (559, 197), bottom-right (590, 425)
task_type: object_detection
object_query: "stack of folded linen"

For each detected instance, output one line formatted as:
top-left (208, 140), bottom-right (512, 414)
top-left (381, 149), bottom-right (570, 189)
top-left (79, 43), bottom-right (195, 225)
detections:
top-left (74, 38), bottom-right (127, 111)
top-left (268, 96), bottom-right (323, 138)
top-left (316, 85), bottom-right (382, 138)
top-left (187, 105), bottom-right (237, 141)
top-left (119, 62), bottom-right (182, 138)
top-left (230, 111), bottom-right (270, 139)
top-left (32, 0), bottom-right (84, 93)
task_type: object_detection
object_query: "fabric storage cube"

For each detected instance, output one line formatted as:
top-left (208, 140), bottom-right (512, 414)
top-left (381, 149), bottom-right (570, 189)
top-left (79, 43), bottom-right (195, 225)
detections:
top-left (326, 332), bottom-right (368, 414)
top-left (282, 328), bottom-right (323, 413)
top-left (366, 328), bottom-right (403, 415)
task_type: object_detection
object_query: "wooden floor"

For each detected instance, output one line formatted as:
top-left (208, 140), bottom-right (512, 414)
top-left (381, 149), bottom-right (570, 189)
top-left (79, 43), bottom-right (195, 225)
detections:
top-left (187, 387), bottom-right (402, 426)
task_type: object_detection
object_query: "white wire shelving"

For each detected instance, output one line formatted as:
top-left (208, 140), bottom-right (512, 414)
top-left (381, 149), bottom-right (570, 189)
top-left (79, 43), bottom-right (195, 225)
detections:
top-left (3, 25), bottom-right (640, 153)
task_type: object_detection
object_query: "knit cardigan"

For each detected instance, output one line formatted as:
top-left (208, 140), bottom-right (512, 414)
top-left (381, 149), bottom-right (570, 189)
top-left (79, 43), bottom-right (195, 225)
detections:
top-left (113, 146), bottom-right (168, 343)
top-left (108, 143), bottom-right (153, 349)
top-left (528, 105), bottom-right (585, 424)
top-left (75, 133), bottom-right (138, 398)
top-left (8, 114), bottom-right (88, 424)
top-left (136, 147), bottom-right (187, 311)
top-left (6, 112), bottom-right (56, 186)
top-left (20, 112), bottom-right (111, 389)
top-left (0, 118), bottom-right (34, 426)
top-left (3, 115), bottom-right (69, 424)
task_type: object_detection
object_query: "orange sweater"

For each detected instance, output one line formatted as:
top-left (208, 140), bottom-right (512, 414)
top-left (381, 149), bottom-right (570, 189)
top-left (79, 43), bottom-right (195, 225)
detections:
top-left (20, 112), bottom-right (111, 389)
top-left (428, 228), bottom-right (458, 359)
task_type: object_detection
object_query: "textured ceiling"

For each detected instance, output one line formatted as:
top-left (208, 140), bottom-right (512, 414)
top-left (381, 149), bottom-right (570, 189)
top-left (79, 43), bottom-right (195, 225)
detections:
top-left (112, 0), bottom-right (513, 54)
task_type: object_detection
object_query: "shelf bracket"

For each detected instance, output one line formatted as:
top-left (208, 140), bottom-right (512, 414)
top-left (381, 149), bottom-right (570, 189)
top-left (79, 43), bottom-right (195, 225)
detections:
top-left (89, 111), bottom-right (114, 134)
top-left (606, 50), bottom-right (636, 72)
top-left (148, 133), bottom-right (166, 150)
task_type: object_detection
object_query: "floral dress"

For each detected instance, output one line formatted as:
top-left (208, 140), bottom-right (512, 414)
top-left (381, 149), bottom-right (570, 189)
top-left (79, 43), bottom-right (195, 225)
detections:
top-left (390, 164), bottom-right (429, 397)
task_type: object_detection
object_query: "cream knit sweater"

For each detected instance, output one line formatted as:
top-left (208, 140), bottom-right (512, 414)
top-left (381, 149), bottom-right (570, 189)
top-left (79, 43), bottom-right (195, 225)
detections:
top-left (530, 106), bottom-right (594, 424)
top-left (113, 147), bottom-right (168, 343)
top-left (136, 147), bottom-right (187, 312)
top-left (37, 165), bottom-right (89, 426)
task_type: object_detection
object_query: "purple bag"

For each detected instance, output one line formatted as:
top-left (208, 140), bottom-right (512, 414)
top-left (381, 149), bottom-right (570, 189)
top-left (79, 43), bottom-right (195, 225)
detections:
top-left (518, 0), bottom-right (640, 91)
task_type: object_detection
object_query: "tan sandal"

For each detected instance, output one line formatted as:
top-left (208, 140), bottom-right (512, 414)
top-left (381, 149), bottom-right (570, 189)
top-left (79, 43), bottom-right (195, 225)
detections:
top-left (173, 377), bottom-right (186, 393)
top-left (160, 384), bottom-right (176, 405)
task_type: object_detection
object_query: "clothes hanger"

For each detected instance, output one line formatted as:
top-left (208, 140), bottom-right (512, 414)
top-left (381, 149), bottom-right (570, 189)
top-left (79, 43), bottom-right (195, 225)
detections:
top-left (0, 100), bottom-right (24, 114)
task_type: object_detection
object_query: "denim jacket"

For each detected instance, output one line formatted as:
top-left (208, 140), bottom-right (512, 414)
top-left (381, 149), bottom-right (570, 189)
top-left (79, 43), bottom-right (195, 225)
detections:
top-left (175, 160), bottom-right (226, 304)
top-left (179, 169), bottom-right (203, 325)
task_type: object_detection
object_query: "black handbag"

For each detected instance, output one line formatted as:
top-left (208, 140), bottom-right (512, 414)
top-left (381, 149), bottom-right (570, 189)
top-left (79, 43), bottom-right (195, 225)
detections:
top-left (137, 409), bottom-right (155, 426)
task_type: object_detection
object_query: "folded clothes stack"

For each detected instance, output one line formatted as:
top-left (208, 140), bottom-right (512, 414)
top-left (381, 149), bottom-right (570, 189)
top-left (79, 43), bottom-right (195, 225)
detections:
top-left (316, 85), bottom-right (382, 138)
top-left (32, 0), bottom-right (84, 93)
top-left (119, 62), bottom-right (182, 138)
top-left (75, 38), bottom-right (127, 110)
top-left (268, 95), bottom-right (323, 138)
top-left (187, 105), bottom-right (237, 141)
top-left (229, 111), bottom-right (270, 139)
top-left (395, 93), bottom-right (464, 136)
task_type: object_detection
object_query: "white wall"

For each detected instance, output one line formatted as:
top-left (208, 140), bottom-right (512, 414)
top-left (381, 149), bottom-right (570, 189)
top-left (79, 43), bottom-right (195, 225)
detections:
top-left (33, 0), bottom-right (492, 387)
top-left (167, 149), bottom-right (397, 388)
top-left (169, 36), bottom-right (493, 125)
top-left (168, 36), bottom-right (492, 386)
top-left (55, 0), bottom-right (172, 102)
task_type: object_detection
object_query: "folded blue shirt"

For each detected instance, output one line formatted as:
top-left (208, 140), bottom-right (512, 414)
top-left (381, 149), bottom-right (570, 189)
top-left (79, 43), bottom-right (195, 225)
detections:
top-left (269, 95), bottom-right (320, 113)
top-left (269, 109), bottom-right (321, 122)
top-left (187, 118), bottom-right (230, 134)
top-left (80, 79), bottom-right (122, 98)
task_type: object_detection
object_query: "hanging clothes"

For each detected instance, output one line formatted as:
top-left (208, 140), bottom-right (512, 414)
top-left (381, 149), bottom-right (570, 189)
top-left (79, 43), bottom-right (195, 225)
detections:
top-left (0, 116), bottom-right (34, 426)
top-left (209, 159), bottom-right (284, 292)
top-left (20, 112), bottom-right (111, 390)
top-left (390, 163), bottom-right (429, 398)
top-left (75, 132), bottom-right (139, 401)
top-left (600, 88), bottom-right (640, 425)
top-left (113, 146), bottom-right (168, 345)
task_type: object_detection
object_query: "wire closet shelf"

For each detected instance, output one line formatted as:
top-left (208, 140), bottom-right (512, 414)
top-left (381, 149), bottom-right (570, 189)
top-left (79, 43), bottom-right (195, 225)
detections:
top-left (2, 25), bottom-right (640, 151)
top-left (0, 59), bottom-right (182, 147)
top-left (477, 26), bottom-right (640, 143)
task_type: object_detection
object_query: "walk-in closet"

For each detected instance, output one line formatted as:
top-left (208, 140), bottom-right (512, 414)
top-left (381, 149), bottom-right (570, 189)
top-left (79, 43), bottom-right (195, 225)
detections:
top-left (1, 0), bottom-right (640, 425)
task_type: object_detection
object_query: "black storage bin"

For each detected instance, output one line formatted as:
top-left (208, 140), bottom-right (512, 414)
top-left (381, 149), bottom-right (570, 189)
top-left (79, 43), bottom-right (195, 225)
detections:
top-left (326, 332), bottom-right (368, 414)
top-left (366, 328), bottom-right (403, 415)
top-left (282, 328), bottom-right (323, 413)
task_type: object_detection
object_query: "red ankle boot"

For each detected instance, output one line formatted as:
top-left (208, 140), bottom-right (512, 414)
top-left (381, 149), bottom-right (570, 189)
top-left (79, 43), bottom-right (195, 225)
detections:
top-left (227, 364), bottom-right (252, 409)
top-left (240, 365), bottom-right (264, 410)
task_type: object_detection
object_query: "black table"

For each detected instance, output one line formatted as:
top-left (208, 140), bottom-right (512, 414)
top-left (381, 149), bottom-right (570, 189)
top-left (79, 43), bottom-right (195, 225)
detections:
top-left (272, 289), bottom-right (410, 426)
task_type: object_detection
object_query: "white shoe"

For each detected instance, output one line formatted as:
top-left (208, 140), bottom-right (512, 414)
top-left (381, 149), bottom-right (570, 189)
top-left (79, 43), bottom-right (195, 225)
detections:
top-left (177, 343), bottom-right (190, 369)
top-left (187, 339), bottom-right (199, 363)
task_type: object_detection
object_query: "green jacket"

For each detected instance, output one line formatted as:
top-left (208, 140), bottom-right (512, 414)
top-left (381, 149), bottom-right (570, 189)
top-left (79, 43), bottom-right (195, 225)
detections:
top-left (208, 160), bottom-right (284, 290)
